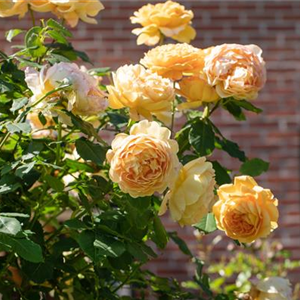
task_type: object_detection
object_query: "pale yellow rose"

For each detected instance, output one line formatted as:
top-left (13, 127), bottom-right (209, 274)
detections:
top-left (30, 0), bottom-right (54, 13)
top-left (0, 0), bottom-right (28, 18)
top-left (107, 64), bottom-right (175, 124)
top-left (177, 76), bottom-right (221, 109)
top-left (250, 277), bottom-right (293, 300)
top-left (141, 43), bottom-right (204, 81)
top-left (106, 120), bottom-right (180, 198)
top-left (131, 0), bottom-right (196, 46)
top-left (203, 44), bottom-right (266, 100)
top-left (159, 157), bottom-right (216, 226)
top-left (25, 62), bottom-right (107, 117)
top-left (213, 176), bottom-right (279, 243)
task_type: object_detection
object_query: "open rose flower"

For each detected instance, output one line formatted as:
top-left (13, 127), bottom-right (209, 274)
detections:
top-left (140, 43), bottom-right (204, 81)
top-left (107, 64), bottom-right (175, 124)
top-left (25, 62), bottom-right (107, 117)
top-left (106, 120), bottom-right (180, 198)
top-left (177, 76), bottom-right (220, 109)
top-left (131, 0), bottom-right (196, 46)
top-left (213, 176), bottom-right (279, 243)
top-left (159, 157), bottom-right (216, 226)
top-left (250, 277), bottom-right (293, 300)
top-left (0, 0), bottom-right (28, 18)
top-left (48, 0), bottom-right (104, 27)
top-left (203, 44), bottom-right (266, 100)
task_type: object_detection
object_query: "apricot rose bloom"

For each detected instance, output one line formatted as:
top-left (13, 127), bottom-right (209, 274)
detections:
top-left (159, 157), bottom-right (216, 226)
top-left (25, 62), bottom-right (107, 117)
top-left (203, 44), bottom-right (266, 100)
top-left (106, 120), bottom-right (180, 198)
top-left (131, 1), bottom-right (196, 46)
top-left (250, 277), bottom-right (292, 300)
top-left (213, 176), bottom-right (279, 243)
top-left (140, 43), bottom-right (204, 81)
top-left (0, 0), bottom-right (104, 27)
top-left (177, 76), bottom-right (221, 109)
top-left (48, 0), bottom-right (104, 28)
top-left (107, 64), bottom-right (175, 124)
top-left (0, 0), bottom-right (28, 17)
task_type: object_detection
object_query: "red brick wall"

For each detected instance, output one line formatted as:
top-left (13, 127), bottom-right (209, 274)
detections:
top-left (1, 0), bottom-right (300, 287)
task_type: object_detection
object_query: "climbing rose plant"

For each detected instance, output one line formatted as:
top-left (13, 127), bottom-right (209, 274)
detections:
top-left (0, 1), bottom-right (285, 299)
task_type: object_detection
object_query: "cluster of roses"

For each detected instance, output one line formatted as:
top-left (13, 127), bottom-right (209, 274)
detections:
top-left (0, 0), bottom-right (278, 246)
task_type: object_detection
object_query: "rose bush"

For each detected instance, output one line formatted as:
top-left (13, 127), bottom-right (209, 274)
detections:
top-left (0, 1), bottom-right (291, 299)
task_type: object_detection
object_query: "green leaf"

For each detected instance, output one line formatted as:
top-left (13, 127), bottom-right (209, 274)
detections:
top-left (151, 215), bottom-right (168, 249)
top-left (194, 213), bottom-right (217, 234)
top-left (64, 219), bottom-right (88, 230)
top-left (0, 213), bottom-right (29, 218)
top-left (22, 261), bottom-right (54, 284)
top-left (10, 97), bottom-right (28, 113)
top-left (47, 19), bottom-right (72, 37)
top-left (38, 112), bottom-right (47, 126)
top-left (189, 120), bottom-right (215, 156)
top-left (88, 67), bottom-right (111, 76)
top-left (216, 137), bottom-right (246, 162)
top-left (65, 158), bottom-right (94, 173)
top-left (15, 161), bottom-right (36, 178)
top-left (175, 125), bottom-right (191, 156)
top-left (6, 122), bottom-right (31, 134)
top-left (222, 100), bottom-right (246, 121)
top-left (25, 26), bottom-right (47, 58)
top-left (44, 174), bottom-right (64, 192)
top-left (3, 237), bottom-right (44, 263)
top-left (107, 111), bottom-right (129, 129)
top-left (75, 138), bottom-right (106, 166)
top-left (240, 158), bottom-right (269, 177)
top-left (168, 232), bottom-right (193, 257)
top-left (77, 230), bottom-right (104, 263)
top-left (47, 30), bottom-right (68, 45)
top-left (94, 236), bottom-right (126, 258)
top-left (211, 161), bottom-right (231, 186)
top-left (235, 100), bottom-right (263, 114)
top-left (126, 243), bottom-right (148, 263)
top-left (0, 217), bottom-right (21, 236)
top-left (6, 29), bottom-right (24, 42)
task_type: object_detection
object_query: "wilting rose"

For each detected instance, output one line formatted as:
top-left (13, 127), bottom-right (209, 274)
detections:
top-left (131, 0), bottom-right (196, 46)
top-left (203, 44), bottom-right (266, 100)
top-left (213, 176), bottom-right (279, 243)
top-left (0, 0), bottom-right (28, 18)
top-left (159, 157), bottom-right (216, 226)
top-left (106, 120), bottom-right (180, 198)
top-left (107, 64), bottom-right (175, 124)
top-left (177, 76), bottom-right (220, 109)
top-left (250, 277), bottom-right (293, 300)
top-left (140, 43), bottom-right (204, 81)
top-left (25, 62), bottom-right (107, 117)
top-left (49, 0), bottom-right (104, 27)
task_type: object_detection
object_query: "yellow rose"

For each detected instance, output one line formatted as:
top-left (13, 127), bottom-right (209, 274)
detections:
top-left (131, 0), bottom-right (196, 46)
top-left (140, 43), bottom-right (204, 81)
top-left (25, 62), bottom-right (107, 117)
top-left (0, 0), bottom-right (28, 18)
top-left (27, 113), bottom-right (56, 139)
top-left (159, 157), bottom-right (216, 226)
top-left (250, 277), bottom-right (293, 300)
top-left (177, 76), bottom-right (221, 109)
top-left (107, 64), bottom-right (175, 124)
top-left (106, 120), bottom-right (180, 198)
top-left (30, 0), bottom-right (54, 13)
top-left (203, 44), bottom-right (266, 100)
top-left (49, 0), bottom-right (104, 27)
top-left (213, 176), bottom-right (279, 243)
